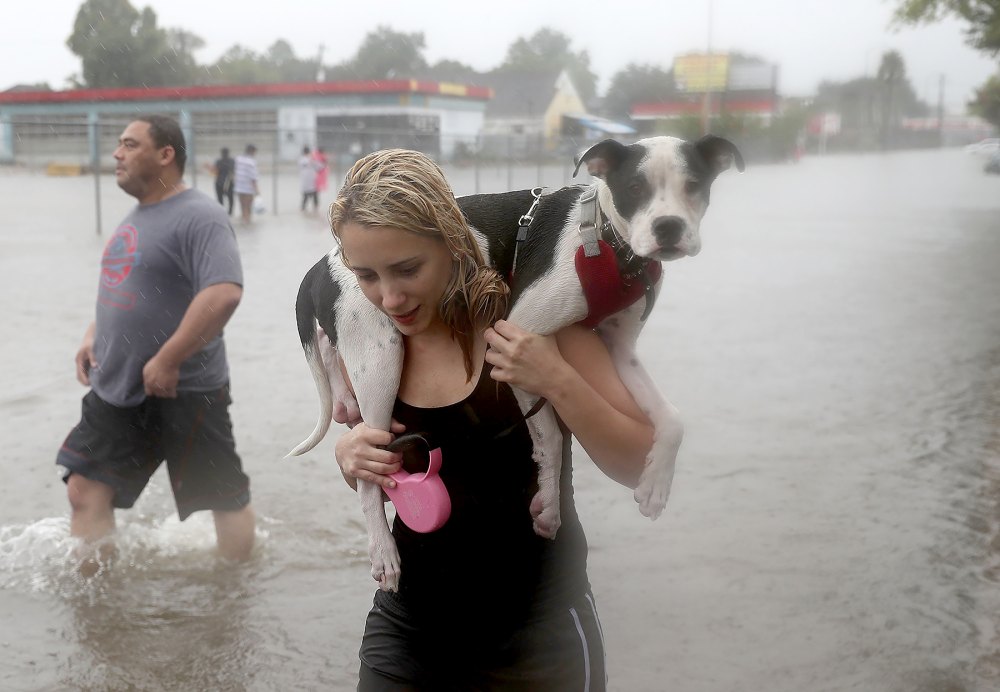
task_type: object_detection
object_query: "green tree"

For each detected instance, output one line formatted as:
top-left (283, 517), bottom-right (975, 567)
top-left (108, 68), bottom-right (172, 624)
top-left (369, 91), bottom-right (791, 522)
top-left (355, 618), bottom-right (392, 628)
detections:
top-left (205, 40), bottom-right (319, 84)
top-left (265, 40), bottom-right (320, 82)
top-left (893, 0), bottom-right (1000, 55)
top-left (876, 50), bottom-right (907, 147)
top-left (969, 74), bottom-right (1000, 128)
top-left (343, 26), bottom-right (428, 79)
top-left (163, 28), bottom-right (205, 85)
top-left (496, 28), bottom-right (598, 104)
top-left (428, 59), bottom-right (480, 81)
top-left (603, 63), bottom-right (676, 120)
top-left (206, 45), bottom-right (276, 84)
top-left (66, 0), bottom-right (202, 87)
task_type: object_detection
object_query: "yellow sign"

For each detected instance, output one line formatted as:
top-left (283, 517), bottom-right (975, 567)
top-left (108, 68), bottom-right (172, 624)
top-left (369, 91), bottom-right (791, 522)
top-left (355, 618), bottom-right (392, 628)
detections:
top-left (673, 53), bottom-right (730, 93)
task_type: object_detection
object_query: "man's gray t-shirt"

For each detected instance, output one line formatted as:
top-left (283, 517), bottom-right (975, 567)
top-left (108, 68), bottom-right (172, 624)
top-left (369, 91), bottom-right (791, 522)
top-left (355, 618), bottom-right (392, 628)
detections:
top-left (91, 188), bottom-right (243, 407)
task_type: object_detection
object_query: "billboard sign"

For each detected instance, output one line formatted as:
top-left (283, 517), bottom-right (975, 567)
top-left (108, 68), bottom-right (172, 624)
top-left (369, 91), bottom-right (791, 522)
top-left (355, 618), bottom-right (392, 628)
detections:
top-left (673, 53), bottom-right (730, 93)
top-left (727, 63), bottom-right (778, 92)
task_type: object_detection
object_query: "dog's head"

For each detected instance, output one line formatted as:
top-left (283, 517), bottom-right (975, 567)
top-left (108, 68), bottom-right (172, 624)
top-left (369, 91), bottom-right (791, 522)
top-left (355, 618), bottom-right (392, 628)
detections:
top-left (574, 135), bottom-right (744, 260)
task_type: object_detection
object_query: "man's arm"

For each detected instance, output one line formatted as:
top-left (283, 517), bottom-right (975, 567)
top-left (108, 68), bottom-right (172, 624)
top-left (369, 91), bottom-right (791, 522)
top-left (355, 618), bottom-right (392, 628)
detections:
top-left (142, 282), bottom-right (242, 398)
top-left (75, 321), bottom-right (97, 386)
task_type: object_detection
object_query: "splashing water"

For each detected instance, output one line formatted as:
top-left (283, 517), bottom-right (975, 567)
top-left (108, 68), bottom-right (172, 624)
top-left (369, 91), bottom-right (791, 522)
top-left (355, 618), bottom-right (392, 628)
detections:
top-left (0, 512), bottom-right (253, 598)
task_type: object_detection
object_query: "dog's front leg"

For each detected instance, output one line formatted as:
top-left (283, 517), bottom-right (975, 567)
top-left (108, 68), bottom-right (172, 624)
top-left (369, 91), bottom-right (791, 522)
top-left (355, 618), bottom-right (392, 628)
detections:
top-left (340, 312), bottom-right (405, 592)
top-left (511, 388), bottom-right (562, 539)
top-left (601, 333), bottom-right (682, 519)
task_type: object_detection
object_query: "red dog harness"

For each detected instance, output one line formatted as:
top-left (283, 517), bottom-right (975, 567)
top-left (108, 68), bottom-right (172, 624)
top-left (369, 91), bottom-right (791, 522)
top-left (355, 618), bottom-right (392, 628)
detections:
top-left (512, 186), bottom-right (661, 328)
top-left (574, 238), bottom-right (661, 328)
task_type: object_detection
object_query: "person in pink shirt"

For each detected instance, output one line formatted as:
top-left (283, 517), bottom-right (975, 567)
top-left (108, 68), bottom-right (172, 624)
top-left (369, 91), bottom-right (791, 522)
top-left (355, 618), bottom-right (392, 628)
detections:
top-left (312, 146), bottom-right (330, 207)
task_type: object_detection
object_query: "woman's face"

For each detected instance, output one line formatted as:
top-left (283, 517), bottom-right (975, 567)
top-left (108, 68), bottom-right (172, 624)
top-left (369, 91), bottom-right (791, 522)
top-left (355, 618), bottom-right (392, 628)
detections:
top-left (338, 221), bottom-right (455, 336)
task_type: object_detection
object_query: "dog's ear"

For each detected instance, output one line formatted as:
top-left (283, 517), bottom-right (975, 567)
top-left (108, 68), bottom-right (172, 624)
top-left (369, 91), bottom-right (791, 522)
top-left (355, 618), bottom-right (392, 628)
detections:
top-left (573, 139), bottom-right (631, 179)
top-left (694, 135), bottom-right (746, 177)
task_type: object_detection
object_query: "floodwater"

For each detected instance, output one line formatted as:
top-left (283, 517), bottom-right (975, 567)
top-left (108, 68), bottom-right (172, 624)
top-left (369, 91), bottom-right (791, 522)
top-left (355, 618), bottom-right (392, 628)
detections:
top-left (1, 148), bottom-right (999, 691)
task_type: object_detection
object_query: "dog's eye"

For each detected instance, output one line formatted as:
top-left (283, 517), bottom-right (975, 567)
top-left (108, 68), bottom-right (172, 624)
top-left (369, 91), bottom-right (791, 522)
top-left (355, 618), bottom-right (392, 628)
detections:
top-left (685, 180), bottom-right (701, 195)
top-left (627, 182), bottom-right (643, 198)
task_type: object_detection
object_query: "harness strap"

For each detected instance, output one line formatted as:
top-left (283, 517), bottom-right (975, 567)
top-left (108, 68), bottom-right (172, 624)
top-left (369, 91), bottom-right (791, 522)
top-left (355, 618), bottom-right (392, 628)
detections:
top-left (492, 396), bottom-right (548, 440)
top-left (577, 187), bottom-right (602, 258)
top-left (511, 186), bottom-right (545, 278)
top-left (601, 220), bottom-right (660, 322)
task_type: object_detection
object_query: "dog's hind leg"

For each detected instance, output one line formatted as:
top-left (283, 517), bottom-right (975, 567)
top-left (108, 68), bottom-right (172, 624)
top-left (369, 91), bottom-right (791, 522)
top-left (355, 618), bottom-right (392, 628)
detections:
top-left (317, 329), bottom-right (360, 426)
top-left (597, 317), bottom-right (682, 519)
top-left (339, 303), bottom-right (406, 592)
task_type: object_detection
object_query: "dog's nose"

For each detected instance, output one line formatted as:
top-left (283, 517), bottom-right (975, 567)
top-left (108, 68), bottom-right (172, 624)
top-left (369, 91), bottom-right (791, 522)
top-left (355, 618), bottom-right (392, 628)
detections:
top-left (652, 216), bottom-right (686, 248)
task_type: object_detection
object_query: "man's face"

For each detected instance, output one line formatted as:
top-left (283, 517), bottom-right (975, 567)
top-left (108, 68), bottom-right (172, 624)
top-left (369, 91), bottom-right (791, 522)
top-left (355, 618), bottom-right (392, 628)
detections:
top-left (112, 121), bottom-right (169, 199)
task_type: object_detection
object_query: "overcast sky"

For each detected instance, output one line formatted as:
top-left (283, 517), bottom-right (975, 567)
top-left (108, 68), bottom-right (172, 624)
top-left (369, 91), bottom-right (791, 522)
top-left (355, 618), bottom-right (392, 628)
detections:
top-left (2, 0), bottom-right (997, 112)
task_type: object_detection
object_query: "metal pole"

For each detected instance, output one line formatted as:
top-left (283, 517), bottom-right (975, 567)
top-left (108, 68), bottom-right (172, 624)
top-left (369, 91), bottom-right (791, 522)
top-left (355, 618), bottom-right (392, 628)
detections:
top-left (702, 0), bottom-right (714, 135)
top-left (180, 110), bottom-right (195, 189)
top-left (937, 73), bottom-right (946, 147)
top-left (536, 132), bottom-right (543, 186)
top-left (273, 127), bottom-right (280, 215)
top-left (506, 134), bottom-right (512, 191)
top-left (474, 135), bottom-right (481, 194)
top-left (88, 111), bottom-right (102, 236)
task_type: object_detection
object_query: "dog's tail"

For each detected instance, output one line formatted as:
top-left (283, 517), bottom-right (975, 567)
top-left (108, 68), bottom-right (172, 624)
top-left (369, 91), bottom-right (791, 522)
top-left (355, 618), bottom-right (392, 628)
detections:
top-left (286, 260), bottom-right (336, 458)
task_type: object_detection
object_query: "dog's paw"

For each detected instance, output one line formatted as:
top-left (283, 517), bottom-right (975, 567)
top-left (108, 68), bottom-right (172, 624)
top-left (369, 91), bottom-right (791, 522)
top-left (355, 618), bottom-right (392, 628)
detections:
top-left (370, 545), bottom-right (401, 593)
top-left (529, 491), bottom-right (561, 539)
top-left (634, 461), bottom-right (674, 519)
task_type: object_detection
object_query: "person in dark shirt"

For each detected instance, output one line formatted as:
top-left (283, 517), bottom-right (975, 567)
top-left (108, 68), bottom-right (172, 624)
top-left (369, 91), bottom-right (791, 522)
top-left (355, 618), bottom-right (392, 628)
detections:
top-left (212, 147), bottom-right (235, 215)
top-left (330, 149), bottom-right (654, 690)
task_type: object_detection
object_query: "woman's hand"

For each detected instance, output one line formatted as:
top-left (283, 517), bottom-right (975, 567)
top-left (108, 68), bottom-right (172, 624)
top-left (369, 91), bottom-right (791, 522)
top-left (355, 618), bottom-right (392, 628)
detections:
top-left (334, 420), bottom-right (406, 491)
top-left (483, 319), bottom-right (567, 397)
top-left (486, 320), bottom-right (655, 489)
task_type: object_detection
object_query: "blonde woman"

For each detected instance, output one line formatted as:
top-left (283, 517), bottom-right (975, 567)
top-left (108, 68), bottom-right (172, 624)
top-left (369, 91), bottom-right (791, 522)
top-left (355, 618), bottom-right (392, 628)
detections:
top-left (331, 149), bottom-right (653, 690)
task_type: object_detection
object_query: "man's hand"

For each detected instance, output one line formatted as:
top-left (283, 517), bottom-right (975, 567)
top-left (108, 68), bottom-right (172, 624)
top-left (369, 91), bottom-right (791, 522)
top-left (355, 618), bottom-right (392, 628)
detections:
top-left (142, 353), bottom-right (181, 398)
top-left (75, 323), bottom-right (97, 386)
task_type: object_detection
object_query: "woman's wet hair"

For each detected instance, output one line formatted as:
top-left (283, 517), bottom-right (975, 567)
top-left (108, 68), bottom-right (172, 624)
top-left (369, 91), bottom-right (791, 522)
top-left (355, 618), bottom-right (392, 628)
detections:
top-left (330, 149), bottom-right (509, 379)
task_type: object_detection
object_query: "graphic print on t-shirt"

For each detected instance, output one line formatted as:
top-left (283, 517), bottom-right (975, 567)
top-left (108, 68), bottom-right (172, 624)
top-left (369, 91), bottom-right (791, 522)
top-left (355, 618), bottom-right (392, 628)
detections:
top-left (99, 223), bottom-right (140, 310)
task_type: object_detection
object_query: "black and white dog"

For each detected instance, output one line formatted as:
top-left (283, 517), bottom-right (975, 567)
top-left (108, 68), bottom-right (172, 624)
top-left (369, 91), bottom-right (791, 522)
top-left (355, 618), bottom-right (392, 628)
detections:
top-left (290, 135), bottom-right (743, 591)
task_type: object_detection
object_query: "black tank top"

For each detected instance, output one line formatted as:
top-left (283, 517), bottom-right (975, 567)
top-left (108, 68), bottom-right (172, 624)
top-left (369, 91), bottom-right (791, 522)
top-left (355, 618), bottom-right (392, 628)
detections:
top-left (389, 362), bottom-right (589, 634)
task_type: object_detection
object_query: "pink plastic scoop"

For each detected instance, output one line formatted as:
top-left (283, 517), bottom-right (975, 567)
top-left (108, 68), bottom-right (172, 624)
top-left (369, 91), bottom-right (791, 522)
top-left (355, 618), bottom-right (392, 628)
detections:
top-left (383, 434), bottom-right (451, 533)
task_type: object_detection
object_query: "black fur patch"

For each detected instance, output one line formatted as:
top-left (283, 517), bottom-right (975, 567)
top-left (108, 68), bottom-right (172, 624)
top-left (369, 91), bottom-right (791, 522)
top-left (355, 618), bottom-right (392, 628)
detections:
top-left (458, 186), bottom-right (585, 307)
top-left (599, 142), bottom-right (651, 222)
top-left (296, 256), bottom-right (341, 346)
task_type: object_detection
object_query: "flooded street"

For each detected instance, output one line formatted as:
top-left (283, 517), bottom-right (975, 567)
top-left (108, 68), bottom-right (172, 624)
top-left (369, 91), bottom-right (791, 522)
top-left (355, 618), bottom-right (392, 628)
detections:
top-left (1, 147), bottom-right (999, 691)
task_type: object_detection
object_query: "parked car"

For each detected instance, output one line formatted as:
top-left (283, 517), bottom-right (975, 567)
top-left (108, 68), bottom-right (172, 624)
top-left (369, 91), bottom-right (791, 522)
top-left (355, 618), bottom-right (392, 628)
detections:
top-left (964, 138), bottom-right (1000, 155)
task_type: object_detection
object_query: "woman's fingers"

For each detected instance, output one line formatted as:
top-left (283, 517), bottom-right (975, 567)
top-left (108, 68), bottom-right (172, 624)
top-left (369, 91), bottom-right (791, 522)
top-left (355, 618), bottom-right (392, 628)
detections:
top-left (346, 454), bottom-right (401, 489)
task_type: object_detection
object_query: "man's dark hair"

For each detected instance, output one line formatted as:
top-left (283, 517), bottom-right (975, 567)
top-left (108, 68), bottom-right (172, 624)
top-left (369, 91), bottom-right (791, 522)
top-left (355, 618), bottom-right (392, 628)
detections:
top-left (136, 114), bottom-right (187, 175)
top-left (245, 143), bottom-right (257, 154)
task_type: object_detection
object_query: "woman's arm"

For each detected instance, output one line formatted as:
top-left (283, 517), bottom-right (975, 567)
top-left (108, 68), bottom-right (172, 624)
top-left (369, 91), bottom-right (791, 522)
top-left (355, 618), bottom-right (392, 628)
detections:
top-left (484, 320), bottom-right (656, 489)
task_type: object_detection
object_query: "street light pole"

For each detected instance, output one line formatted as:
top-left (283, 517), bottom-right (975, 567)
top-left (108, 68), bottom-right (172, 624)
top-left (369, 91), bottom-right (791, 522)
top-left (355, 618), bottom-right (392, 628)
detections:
top-left (701, 0), bottom-right (714, 135)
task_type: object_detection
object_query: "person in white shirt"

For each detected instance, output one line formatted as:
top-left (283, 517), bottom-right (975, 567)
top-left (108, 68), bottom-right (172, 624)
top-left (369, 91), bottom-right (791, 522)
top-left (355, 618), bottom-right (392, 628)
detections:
top-left (299, 145), bottom-right (324, 213)
top-left (233, 144), bottom-right (259, 224)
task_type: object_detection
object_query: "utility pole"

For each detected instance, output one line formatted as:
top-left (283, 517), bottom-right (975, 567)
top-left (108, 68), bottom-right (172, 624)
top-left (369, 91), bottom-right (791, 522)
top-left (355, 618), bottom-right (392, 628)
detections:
top-left (316, 43), bottom-right (326, 82)
top-left (936, 73), bottom-right (945, 147)
top-left (701, 0), bottom-right (714, 135)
